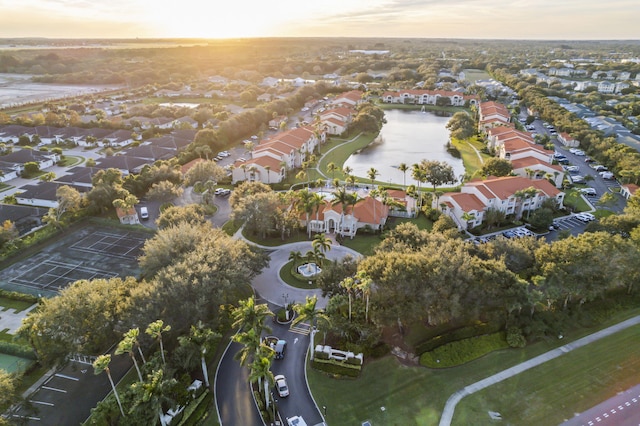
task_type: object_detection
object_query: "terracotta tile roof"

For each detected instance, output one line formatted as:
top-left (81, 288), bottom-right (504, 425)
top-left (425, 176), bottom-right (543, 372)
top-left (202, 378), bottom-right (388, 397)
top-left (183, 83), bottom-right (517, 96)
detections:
top-left (243, 156), bottom-right (282, 171)
top-left (448, 192), bottom-right (486, 212)
top-left (622, 183), bottom-right (639, 195)
top-left (468, 176), bottom-right (561, 199)
top-left (326, 196), bottom-right (389, 225)
top-left (511, 157), bottom-right (562, 171)
top-left (181, 158), bottom-right (204, 174)
top-left (503, 138), bottom-right (551, 154)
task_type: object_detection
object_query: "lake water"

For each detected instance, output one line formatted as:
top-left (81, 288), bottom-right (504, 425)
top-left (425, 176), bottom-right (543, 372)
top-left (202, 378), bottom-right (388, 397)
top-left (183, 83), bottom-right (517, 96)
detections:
top-left (343, 109), bottom-right (465, 187)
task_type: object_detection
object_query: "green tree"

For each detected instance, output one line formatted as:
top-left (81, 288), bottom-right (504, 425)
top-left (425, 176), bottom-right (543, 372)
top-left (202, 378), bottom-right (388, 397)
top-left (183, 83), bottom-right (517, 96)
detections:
top-left (116, 331), bottom-right (144, 382)
top-left (419, 160), bottom-right (457, 192)
top-left (292, 295), bottom-right (330, 361)
top-left (176, 321), bottom-right (220, 387)
top-left (93, 355), bottom-right (125, 417)
top-left (481, 158), bottom-right (513, 177)
top-left (184, 160), bottom-right (226, 187)
top-left (146, 180), bottom-right (183, 202)
top-left (145, 320), bottom-right (171, 367)
top-left (155, 204), bottom-right (207, 229)
top-left (398, 163), bottom-right (409, 187)
top-left (446, 111), bottom-right (475, 140)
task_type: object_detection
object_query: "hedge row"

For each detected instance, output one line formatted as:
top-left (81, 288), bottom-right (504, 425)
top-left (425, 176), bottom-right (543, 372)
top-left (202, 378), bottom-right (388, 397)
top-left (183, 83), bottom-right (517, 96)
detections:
top-left (414, 321), bottom-right (503, 355)
top-left (0, 289), bottom-right (39, 303)
top-left (178, 390), bottom-right (211, 426)
top-left (311, 358), bottom-right (361, 378)
top-left (0, 341), bottom-right (37, 360)
top-left (419, 332), bottom-right (509, 368)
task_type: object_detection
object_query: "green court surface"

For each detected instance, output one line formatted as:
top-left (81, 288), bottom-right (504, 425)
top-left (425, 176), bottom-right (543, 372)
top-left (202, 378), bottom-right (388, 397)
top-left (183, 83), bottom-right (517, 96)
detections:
top-left (0, 353), bottom-right (31, 373)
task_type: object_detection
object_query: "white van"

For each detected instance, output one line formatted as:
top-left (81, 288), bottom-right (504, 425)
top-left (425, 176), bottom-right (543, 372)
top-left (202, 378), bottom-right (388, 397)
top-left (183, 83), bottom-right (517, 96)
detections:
top-left (140, 206), bottom-right (149, 220)
top-left (287, 416), bottom-right (308, 426)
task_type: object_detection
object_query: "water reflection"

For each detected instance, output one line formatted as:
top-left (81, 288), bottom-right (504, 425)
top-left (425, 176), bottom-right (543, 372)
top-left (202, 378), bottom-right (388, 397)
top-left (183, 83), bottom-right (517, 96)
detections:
top-left (342, 109), bottom-right (465, 187)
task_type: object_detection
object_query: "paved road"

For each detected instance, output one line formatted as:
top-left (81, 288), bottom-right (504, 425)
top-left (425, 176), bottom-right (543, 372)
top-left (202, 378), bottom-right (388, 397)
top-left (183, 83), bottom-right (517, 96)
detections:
top-left (439, 315), bottom-right (640, 426)
top-left (561, 383), bottom-right (640, 426)
top-left (248, 240), bottom-right (361, 309)
top-left (215, 339), bottom-right (265, 426)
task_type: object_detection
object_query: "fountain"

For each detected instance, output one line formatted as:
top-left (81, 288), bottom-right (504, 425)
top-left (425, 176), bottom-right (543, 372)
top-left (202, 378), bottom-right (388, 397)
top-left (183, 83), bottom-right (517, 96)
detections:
top-left (297, 262), bottom-right (322, 278)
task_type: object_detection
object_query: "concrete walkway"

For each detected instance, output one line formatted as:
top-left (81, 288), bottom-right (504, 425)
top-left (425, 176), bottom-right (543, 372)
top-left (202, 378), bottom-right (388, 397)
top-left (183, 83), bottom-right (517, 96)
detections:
top-left (465, 140), bottom-right (484, 165)
top-left (439, 315), bottom-right (640, 426)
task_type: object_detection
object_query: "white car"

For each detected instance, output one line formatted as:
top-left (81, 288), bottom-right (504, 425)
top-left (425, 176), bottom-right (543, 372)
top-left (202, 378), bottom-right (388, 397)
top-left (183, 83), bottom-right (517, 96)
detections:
top-left (580, 188), bottom-right (597, 196)
top-left (571, 175), bottom-right (585, 183)
top-left (575, 213), bottom-right (596, 222)
top-left (274, 374), bottom-right (289, 398)
top-left (600, 171), bottom-right (614, 180)
top-left (574, 150), bottom-right (586, 156)
top-left (287, 416), bottom-right (307, 426)
top-left (565, 166), bottom-right (579, 172)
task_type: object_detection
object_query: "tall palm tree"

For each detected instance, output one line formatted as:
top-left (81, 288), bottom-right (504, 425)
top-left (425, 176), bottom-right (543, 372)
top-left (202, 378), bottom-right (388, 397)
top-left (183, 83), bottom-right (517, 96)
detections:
top-left (340, 277), bottom-right (357, 321)
top-left (312, 233), bottom-right (332, 263)
top-left (345, 174), bottom-right (356, 190)
top-left (398, 163), bottom-right (409, 188)
top-left (327, 162), bottom-right (338, 180)
top-left (356, 271), bottom-right (374, 322)
top-left (146, 320), bottom-right (171, 367)
top-left (231, 296), bottom-right (274, 334)
top-left (331, 186), bottom-right (351, 236)
top-left (232, 328), bottom-right (263, 367)
top-left (295, 189), bottom-right (314, 237)
top-left (180, 321), bottom-right (220, 388)
top-left (248, 348), bottom-right (275, 410)
top-left (412, 164), bottom-right (426, 208)
top-left (130, 368), bottom-right (178, 425)
top-left (93, 354), bottom-right (125, 417)
top-left (367, 167), bottom-right (379, 189)
top-left (116, 333), bottom-right (143, 382)
top-left (292, 295), bottom-right (330, 361)
top-left (343, 165), bottom-right (353, 176)
top-left (310, 192), bottom-right (324, 235)
top-left (124, 327), bottom-right (146, 364)
top-left (288, 250), bottom-right (303, 268)
top-left (264, 165), bottom-right (271, 184)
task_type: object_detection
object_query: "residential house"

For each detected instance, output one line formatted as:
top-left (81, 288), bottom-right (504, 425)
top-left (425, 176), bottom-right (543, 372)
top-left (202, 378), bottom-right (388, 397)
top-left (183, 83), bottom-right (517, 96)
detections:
top-left (558, 132), bottom-right (580, 148)
top-left (54, 166), bottom-right (102, 188)
top-left (598, 81), bottom-right (616, 94)
top-left (173, 116), bottom-right (199, 129)
top-left (15, 182), bottom-right (87, 209)
top-left (122, 145), bottom-right (176, 162)
top-left (330, 90), bottom-right (364, 108)
top-left (94, 155), bottom-right (152, 175)
top-left (485, 127), bottom-right (533, 151)
top-left (621, 184), bottom-right (639, 200)
top-left (0, 162), bottom-right (19, 182)
top-left (302, 195), bottom-right (389, 239)
top-left (478, 101), bottom-right (511, 129)
top-left (116, 207), bottom-right (140, 225)
top-left (1, 149), bottom-right (60, 174)
top-left (436, 176), bottom-right (565, 231)
top-left (0, 204), bottom-right (47, 235)
top-left (381, 89), bottom-right (478, 107)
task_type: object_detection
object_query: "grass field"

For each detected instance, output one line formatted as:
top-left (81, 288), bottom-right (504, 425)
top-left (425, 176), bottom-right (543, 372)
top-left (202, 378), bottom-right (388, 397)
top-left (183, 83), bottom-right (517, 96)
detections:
top-left (463, 69), bottom-right (492, 83)
top-left (0, 297), bottom-right (35, 313)
top-left (451, 137), bottom-right (490, 178)
top-left (308, 309), bottom-right (640, 426)
top-left (453, 325), bottom-right (640, 425)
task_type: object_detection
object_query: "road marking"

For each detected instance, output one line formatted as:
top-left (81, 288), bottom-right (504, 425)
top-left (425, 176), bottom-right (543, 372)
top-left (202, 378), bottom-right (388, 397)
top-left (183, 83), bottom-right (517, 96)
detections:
top-left (42, 386), bottom-right (66, 393)
top-left (29, 400), bottom-right (54, 406)
top-left (55, 373), bottom-right (79, 381)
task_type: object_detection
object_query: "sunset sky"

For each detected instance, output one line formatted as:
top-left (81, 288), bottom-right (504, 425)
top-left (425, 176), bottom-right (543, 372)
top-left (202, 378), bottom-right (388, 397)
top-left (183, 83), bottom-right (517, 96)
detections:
top-left (0, 0), bottom-right (637, 40)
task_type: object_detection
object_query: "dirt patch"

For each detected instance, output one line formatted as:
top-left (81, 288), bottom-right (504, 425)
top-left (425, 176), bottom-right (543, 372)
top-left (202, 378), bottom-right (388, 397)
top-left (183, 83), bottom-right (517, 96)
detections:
top-left (381, 325), bottom-right (420, 366)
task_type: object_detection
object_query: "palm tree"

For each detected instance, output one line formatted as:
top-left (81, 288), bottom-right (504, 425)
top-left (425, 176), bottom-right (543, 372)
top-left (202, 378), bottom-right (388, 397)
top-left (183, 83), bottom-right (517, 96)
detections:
top-left (342, 166), bottom-right (353, 177)
top-left (145, 320), bottom-right (171, 367)
top-left (411, 163), bottom-right (426, 208)
top-left (340, 277), bottom-right (357, 321)
top-left (288, 250), bottom-right (303, 268)
top-left (180, 321), bottom-right (220, 388)
top-left (398, 163), bottom-right (409, 188)
top-left (248, 348), bottom-right (275, 410)
top-left (332, 186), bottom-right (351, 236)
top-left (130, 368), bottom-right (178, 425)
top-left (93, 354), bottom-right (125, 417)
top-left (312, 233), bottom-right (332, 263)
top-left (327, 162), bottom-right (338, 179)
top-left (296, 170), bottom-right (308, 188)
top-left (231, 296), bottom-right (274, 334)
top-left (345, 174), bottom-right (356, 190)
top-left (310, 192), bottom-right (324, 234)
top-left (292, 295), bottom-right (330, 361)
top-left (265, 165), bottom-right (271, 184)
top-left (124, 327), bottom-right (146, 364)
top-left (367, 167), bottom-right (379, 190)
top-left (116, 333), bottom-right (143, 382)
top-left (356, 271), bottom-right (374, 322)
top-left (295, 189), bottom-right (314, 237)
top-left (232, 328), bottom-right (263, 367)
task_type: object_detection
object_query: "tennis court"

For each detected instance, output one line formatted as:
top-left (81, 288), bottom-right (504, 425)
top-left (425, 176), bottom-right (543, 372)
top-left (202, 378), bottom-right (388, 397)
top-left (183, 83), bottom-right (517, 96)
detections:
top-left (0, 225), bottom-right (149, 297)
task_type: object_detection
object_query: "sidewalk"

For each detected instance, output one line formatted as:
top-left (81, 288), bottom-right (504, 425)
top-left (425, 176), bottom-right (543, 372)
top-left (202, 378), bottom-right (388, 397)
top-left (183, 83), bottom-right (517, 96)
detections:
top-left (439, 314), bottom-right (640, 426)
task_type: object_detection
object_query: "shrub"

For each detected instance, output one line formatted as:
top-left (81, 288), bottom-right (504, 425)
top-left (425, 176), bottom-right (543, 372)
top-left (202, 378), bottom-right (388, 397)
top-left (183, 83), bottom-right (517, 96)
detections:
top-left (419, 332), bottom-right (509, 368)
top-left (0, 341), bottom-right (37, 359)
top-left (506, 327), bottom-right (527, 348)
top-left (311, 358), bottom-right (361, 377)
top-left (314, 351), bottom-right (330, 360)
top-left (368, 342), bottom-right (391, 359)
top-left (345, 356), bottom-right (361, 365)
top-left (0, 289), bottom-right (38, 303)
top-left (414, 321), bottom-right (502, 355)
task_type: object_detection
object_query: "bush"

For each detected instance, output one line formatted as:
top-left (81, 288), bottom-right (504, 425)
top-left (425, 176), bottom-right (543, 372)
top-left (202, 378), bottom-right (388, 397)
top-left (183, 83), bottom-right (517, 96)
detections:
top-left (0, 341), bottom-right (37, 360)
top-left (0, 289), bottom-right (38, 303)
top-left (311, 358), bottom-right (361, 377)
top-left (419, 332), bottom-right (509, 368)
top-left (414, 321), bottom-right (502, 355)
top-left (314, 351), bottom-right (330, 360)
top-left (368, 342), bottom-right (391, 359)
top-left (506, 327), bottom-right (527, 348)
top-left (345, 356), bottom-right (361, 365)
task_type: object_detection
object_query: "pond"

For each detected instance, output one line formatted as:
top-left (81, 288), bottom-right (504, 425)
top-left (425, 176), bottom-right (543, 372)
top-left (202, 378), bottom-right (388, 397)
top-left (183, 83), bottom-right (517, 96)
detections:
top-left (343, 109), bottom-right (465, 187)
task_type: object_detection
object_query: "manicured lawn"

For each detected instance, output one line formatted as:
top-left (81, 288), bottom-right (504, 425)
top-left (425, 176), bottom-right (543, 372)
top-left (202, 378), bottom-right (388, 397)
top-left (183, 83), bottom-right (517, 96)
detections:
top-left (317, 133), bottom-right (378, 181)
top-left (309, 308), bottom-right (640, 426)
top-left (221, 220), bottom-right (240, 236)
top-left (242, 228), bottom-right (309, 247)
top-left (564, 189), bottom-right (592, 212)
top-left (0, 297), bottom-right (36, 313)
top-left (340, 233), bottom-right (383, 256)
top-left (58, 155), bottom-right (84, 167)
top-left (451, 137), bottom-right (490, 177)
top-left (278, 260), bottom-right (319, 290)
top-left (462, 69), bottom-right (492, 83)
top-left (454, 325), bottom-right (640, 426)
top-left (389, 213), bottom-right (433, 231)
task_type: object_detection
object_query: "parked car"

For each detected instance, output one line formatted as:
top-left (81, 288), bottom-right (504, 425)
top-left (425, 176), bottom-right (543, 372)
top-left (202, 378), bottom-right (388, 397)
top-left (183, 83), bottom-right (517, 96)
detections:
top-left (549, 221), bottom-right (560, 230)
top-left (565, 165), bottom-right (579, 173)
top-left (584, 157), bottom-right (595, 163)
top-left (600, 171), bottom-right (615, 180)
top-left (580, 188), bottom-right (597, 196)
top-left (274, 375), bottom-right (289, 398)
top-left (593, 165), bottom-right (608, 172)
top-left (274, 339), bottom-right (287, 359)
top-left (571, 175), bottom-right (585, 183)
top-left (575, 213), bottom-right (596, 222)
